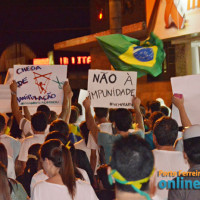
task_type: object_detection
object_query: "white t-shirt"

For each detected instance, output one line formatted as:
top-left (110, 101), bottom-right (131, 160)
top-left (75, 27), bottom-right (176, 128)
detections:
top-left (30, 169), bottom-right (49, 197)
top-left (32, 179), bottom-right (98, 200)
top-left (0, 134), bottom-right (21, 160)
top-left (30, 168), bottom-right (91, 198)
top-left (19, 117), bottom-right (50, 137)
top-left (18, 134), bottom-right (45, 162)
top-left (151, 149), bottom-right (189, 200)
top-left (77, 167), bottom-right (90, 184)
top-left (7, 155), bottom-right (16, 179)
top-left (75, 139), bottom-right (100, 174)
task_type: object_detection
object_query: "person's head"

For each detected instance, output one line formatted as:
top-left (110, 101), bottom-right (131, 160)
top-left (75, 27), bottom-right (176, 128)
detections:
top-left (97, 164), bottom-right (114, 190)
top-left (149, 111), bottom-right (164, 130)
top-left (10, 116), bottom-right (22, 139)
top-left (114, 109), bottom-right (132, 132)
top-left (31, 111), bottom-right (48, 132)
top-left (160, 106), bottom-right (169, 116)
top-left (149, 101), bottom-right (161, 113)
top-left (109, 109), bottom-right (116, 123)
top-left (153, 116), bottom-right (178, 146)
top-left (24, 144), bottom-right (41, 183)
top-left (45, 131), bottom-right (84, 182)
top-left (0, 114), bottom-right (6, 133)
top-left (0, 162), bottom-right (11, 200)
top-left (79, 121), bottom-right (89, 145)
top-left (45, 131), bottom-right (68, 146)
top-left (94, 107), bottom-right (108, 119)
top-left (74, 103), bottom-right (82, 115)
top-left (49, 111), bottom-right (58, 123)
top-left (49, 120), bottom-right (69, 138)
top-left (110, 135), bottom-right (154, 194)
top-left (69, 106), bottom-right (79, 124)
top-left (37, 105), bottom-right (51, 120)
top-left (0, 143), bottom-right (8, 168)
top-left (40, 139), bottom-right (75, 198)
top-left (183, 125), bottom-right (200, 165)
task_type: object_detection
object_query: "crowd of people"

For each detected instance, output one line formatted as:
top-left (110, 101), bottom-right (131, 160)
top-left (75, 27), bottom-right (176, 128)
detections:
top-left (0, 80), bottom-right (199, 200)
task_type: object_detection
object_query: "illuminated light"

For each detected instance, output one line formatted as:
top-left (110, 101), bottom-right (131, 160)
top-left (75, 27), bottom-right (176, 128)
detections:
top-left (63, 57), bottom-right (69, 65)
top-left (59, 56), bottom-right (91, 65)
top-left (82, 56), bottom-right (87, 64)
top-left (98, 10), bottom-right (103, 20)
top-left (33, 58), bottom-right (49, 65)
top-left (71, 57), bottom-right (75, 64)
top-left (77, 56), bottom-right (82, 64)
top-left (87, 56), bottom-right (91, 64)
top-left (60, 57), bottom-right (63, 65)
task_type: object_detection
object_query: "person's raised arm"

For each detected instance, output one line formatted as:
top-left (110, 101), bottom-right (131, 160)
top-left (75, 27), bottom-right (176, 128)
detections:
top-left (23, 106), bottom-right (31, 121)
top-left (58, 81), bottom-right (73, 123)
top-left (10, 81), bottom-right (23, 125)
top-left (172, 95), bottom-right (192, 127)
top-left (83, 97), bottom-right (99, 143)
top-left (132, 96), bottom-right (145, 132)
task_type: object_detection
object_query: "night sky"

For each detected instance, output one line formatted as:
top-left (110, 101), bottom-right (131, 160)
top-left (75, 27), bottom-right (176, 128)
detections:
top-left (0, 0), bottom-right (90, 56)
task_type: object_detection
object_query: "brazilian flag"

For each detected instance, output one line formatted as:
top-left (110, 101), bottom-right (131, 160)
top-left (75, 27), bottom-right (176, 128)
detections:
top-left (96, 32), bottom-right (165, 78)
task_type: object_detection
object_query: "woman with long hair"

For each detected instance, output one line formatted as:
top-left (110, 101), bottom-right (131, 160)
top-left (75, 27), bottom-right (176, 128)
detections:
top-left (17, 144), bottom-right (41, 196)
top-left (32, 139), bottom-right (98, 200)
top-left (0, 162), bottom-right (11, 200)
top-left (0, 143), bottom-right (28, 200)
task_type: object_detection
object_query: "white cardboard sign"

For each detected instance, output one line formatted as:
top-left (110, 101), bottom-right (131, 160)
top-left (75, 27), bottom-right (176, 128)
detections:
top-left (88, 70), bottom-right (137, 108)
top-left (14, 65), bottom-right (67, 106)
top-left (171, 75), bottom-right (200, 126)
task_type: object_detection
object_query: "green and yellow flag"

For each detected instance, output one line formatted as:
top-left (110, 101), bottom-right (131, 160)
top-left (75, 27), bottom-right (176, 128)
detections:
top-left (96, 32), bottom-right (165, 77)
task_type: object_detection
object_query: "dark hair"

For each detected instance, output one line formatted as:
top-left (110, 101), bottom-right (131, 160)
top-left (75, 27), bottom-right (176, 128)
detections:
top-left (149, 111), bottom-right (164, 130)
top-left (153, 116), bottom-right (178, 146)
top-left (0, 162), bottom-right (11, 200)
top-left (31, 111), bottom-right (47, 132)
top-left (10, 117), bottom-right (22, 139)
top-left (109, 109), bottom-right (116, 123)
top-left (45, 131), bottom-right (68, 146)
top-left (40, 139), bottom-right (76, 198)
top-left (0, 115), bottom-right (5, 132)
top-left (26, 144), bottom-right (41, 174)
top-left (79, 121), bottom-right (89, 145)
top-left (69, 106), bottom-right (79, 124)
top-left (184, 137), bottom-right (200, 164)
top-left (94, 108), bottom-right (108, 119)
top-left (110, 135), bottom-right (154, 192)
top-left (49, 120), bottom-right (69, 138)
top-left (74, 103), bottom-right (82, 115)
top-left (150, 101), bottom-right (161, 113)
top-left (49, 111), bottom-right (58, 123)
top-left (0, 143), bottom-right (8, 168)
top-left (97, 164), bottom-right (114, 190)
top-left (45, 132), bottom-right (84, 182)
top-left (17, 144), bottom-right (41, 196)
top-left (160, 106), bottom-right (169, 116)
top-left (37, 105), bottom-right (51, 120)
top-left (114, 109), bottom-right (132, 131)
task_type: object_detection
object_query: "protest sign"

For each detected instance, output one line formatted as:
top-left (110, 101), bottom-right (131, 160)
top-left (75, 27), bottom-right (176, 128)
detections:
top-left (0, 85), bottom-right (11, 113)
top-left (88, 70), bottom-right (137, 108)
top-left (171, 74), bottom-right (200, 126)
top-left (14, 65), bottom-right (67, 106)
